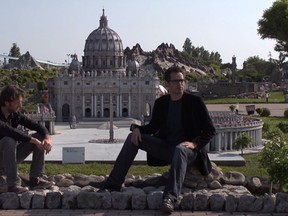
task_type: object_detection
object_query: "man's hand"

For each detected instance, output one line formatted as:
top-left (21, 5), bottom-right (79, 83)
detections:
top-left (30, 137), bottom-right (45, 152)
top-left (131, 127), bottom-right (142, 146)
top-left (42, 135), bottom-right (52, 154)
top-left (179, 141), bottom-right (197, 150)
top-left (30, 135), bottom-right (52, 154)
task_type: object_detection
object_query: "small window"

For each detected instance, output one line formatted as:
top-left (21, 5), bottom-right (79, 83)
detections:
top-left (145, 81), bottom-right (150, 85)
top-left (64, 81), bottom-right (68, 85)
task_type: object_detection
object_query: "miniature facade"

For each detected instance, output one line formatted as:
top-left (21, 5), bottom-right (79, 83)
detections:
top-left (48, 10), bottom-right (160, 122)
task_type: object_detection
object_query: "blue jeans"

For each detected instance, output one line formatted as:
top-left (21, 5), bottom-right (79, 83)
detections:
top-left (107, 133), bottom-right (198, 201)
top-left (0, 134), bottom-right (45, 187)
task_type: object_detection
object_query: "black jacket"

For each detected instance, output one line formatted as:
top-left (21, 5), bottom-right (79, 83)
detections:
top-left (0, 109), bottom-right (49, 142)
top-left (134, 92), bottom-right (215, 175)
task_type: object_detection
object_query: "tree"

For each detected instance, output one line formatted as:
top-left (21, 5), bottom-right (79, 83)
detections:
top-left (238, 56), bottom-right (276, 82)
top-left (233, 133), bottom-right (252, 155)
top-left (257, 0), bottom-right (288, 60)
top-left (259, 129), bottom-right (288, 192)
top-left (182, 38), bottom-right (192, 55)
top-left (9, 43), bottom-right (21, 57)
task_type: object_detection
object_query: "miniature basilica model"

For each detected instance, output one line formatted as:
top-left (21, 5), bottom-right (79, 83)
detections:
top-left (48, 10), bottom-right (160, 122)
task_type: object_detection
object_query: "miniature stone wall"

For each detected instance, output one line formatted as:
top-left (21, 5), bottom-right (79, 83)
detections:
top-left (0, 163), bottom-right (287, 212)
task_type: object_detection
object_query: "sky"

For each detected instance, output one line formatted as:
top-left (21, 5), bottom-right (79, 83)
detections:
top-left (0, 0), bottom-right (278, 69)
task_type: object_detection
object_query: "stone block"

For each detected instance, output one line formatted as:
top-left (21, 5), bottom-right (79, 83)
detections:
top-left (237, 195), bottom-right (263, 212)
top-left (263, 194), bottom-right (275, 213)
top-left (194, 193), bottom-right (209, 211)
top-left (32, 191), bottom-right (46, 209)
top-left (0, 192), bottom-right (19, 209)
top-left (20, 191), bottom-right (34, 209)
top-left (225, 195), bottom-right (238, 212)
top-left (276, 192), bottom-right (288, 213)
top-left (111, 191), bottom-right (131, 210)
top-left (210, 193), bottom-right (226, 211)
top-left (62, 191), bottom-right (79, 209)
top-left (180, 193), bottom-right (194, 210)
top-left (77, 191), bottom-right (111, 209)
top-left (46, 191), bottom-right (62, 209)
top-left (147, 191), bottom-right (163, 210)
top-left (131, 193), bottom-right (147, 210)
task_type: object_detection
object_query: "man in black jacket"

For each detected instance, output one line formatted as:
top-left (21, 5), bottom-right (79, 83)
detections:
top-left (0, 85), bottom-right (53, 194)
top-left (101, 65), bottom-right (215, 213)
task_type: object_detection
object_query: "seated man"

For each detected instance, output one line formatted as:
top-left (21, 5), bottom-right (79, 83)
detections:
top-left (0, 85), bottom-right (53, 194)
top-left (100, 65), bottom-right (215, 214)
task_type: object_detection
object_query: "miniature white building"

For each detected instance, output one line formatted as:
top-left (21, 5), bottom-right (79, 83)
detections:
top-left (48, 10), bottom-right (160, 122)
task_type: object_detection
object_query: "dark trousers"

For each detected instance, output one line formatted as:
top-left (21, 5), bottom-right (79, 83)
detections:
top-left (0, 134), bottom-right (45, 187)
top-left (107, 133), bottom-right (198, 201)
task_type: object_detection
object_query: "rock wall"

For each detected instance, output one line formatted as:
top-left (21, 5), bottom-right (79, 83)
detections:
top-left (0, 163), bottom-right (287, 212)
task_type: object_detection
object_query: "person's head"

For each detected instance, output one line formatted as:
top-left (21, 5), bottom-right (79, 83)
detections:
top-left (0, 85), bottom-right (25, 112)
top-left (164, 65), bottom-right (186, 99)
top-left (164, 65), bottom-right (185, 82)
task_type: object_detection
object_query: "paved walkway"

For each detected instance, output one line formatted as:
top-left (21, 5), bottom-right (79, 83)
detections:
top-left (0, 209), bottom-right (287, 216)
top-left (25, 124), bottom-right (247, 165)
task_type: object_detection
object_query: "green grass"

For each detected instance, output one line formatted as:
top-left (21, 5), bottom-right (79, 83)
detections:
top-left (204, 91), bottom-right (285, 104)
top-left (19, 153), bottom-right (267, 178)
top-left (19, 162), bottom-right (170, 177)
top-left (220, 153), bottom-right (268, 178)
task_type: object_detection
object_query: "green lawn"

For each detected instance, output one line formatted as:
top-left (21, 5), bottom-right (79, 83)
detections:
top-left (204, 91), bottom-right (286, 104)
top-left (19, 153), bottom-right (267, 178)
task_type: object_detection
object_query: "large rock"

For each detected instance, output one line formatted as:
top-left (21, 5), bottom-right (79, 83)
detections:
top-left (124, 43), bottom-right (215, 77)
top-left (220, 171), bottom-right (246, 185)
top-left (4, 51), bottom-right (43, 70)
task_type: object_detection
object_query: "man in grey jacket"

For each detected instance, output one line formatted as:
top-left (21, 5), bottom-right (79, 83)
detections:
top-left (0, 85), bottom-right (53, 194)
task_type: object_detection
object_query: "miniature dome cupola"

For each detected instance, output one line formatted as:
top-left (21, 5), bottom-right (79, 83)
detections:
top-left (127, 55), bottom-right (140, 73)
top-left (100, 9), bottom-right (108, 28)
top-left (82, 9), bottom-right (125, 74)
top-left (69, 54), bottom-right (81, 73)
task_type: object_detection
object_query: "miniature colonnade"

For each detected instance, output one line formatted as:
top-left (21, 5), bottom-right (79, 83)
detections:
top-left (208, 112), bottom-right (263, 152)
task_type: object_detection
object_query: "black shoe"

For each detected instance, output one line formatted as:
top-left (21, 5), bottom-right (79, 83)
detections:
top-left (29, 177), bottom-right (54, 189)
top-left (90, 180), bottom-right (121, 192)
top-left (89, 180), bottom-right (107, 188)
top-left (8, 185), bottom-right (28, 194)
top-left (160, 198), bottom-right (174, 214)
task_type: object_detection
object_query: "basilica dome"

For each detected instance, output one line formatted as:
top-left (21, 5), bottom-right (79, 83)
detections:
top-left (82, 9), bottom-right (125, 71)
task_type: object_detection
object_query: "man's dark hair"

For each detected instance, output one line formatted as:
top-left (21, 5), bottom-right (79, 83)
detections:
top-left (0, 85), bottom-right (25, 106)
top-left (164, 65), bottom-right (185, 82)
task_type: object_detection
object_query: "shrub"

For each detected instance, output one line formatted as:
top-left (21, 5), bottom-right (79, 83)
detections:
top-left (260, 108), bottom-right (271, 117)
top-left (259, 130), bottom-right (288, 192)
top-left (233, 132), bottom-right (252, 155)
top-left (265, 128), bottom-right (284, 140)
top-left (262, 122), bottom-right (270, 133)
top-left (256, 108), bottom-right (263, 115)
top-left (284, 109), bottom-right (288, 118)
top-left (229, 105), bottom-right (236, 112)
top-left (277, 122), bottom-right (288, 133)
